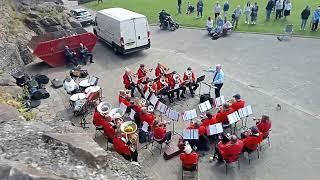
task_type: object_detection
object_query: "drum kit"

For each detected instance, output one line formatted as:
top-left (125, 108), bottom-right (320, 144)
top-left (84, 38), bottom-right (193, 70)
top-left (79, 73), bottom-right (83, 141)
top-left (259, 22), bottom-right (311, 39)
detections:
top-left (69, 93), bottom-right (86, 108)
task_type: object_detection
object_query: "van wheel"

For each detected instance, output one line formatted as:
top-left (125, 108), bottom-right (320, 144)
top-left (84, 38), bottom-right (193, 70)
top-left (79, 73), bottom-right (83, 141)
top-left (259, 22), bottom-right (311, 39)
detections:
top-left (113, 45), bottom-right (119, 54)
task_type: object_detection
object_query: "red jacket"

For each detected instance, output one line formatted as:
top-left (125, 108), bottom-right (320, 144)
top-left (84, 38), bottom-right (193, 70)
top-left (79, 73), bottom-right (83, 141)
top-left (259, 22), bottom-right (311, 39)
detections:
top-left (216, 108), bottom-right (235, 124)
top-left (256, 121), bottom-right (271, 138)
top-left (144, 83), bottom-right (157, 93)
top-left (137, 68), bottom-right (146, 84)
top-left (123, 74), bottom-right (132, 89)
top-left (156, 79), bottom-right (169, 92)
top-left (119, 95), bottom-right (130, 106)
top-left (183, 71), bottom-right (195, 81)
top-left (218, 140), bottom-right (244, 162)
top-left (186, 125), bottom-right (206, 136)
top-left (201, 116), bottom-right (218, 127)
top-left (155, 66), bottom-right (162, 77)
top-left (113, 137), bottom-right (131, 156)
top-left (139, 112), bottom-right (155, 126)
top-left (153, 126), bottom-right (166, 140)
top-left (103, 122), bottom-right (116, 139)
top-left (133, 105), bottom-right (143, 114)
top-left (180, 152), bottom-right (199, 168)
top-left (243, 133), bottom-right (263, 151)
top-left (231, 100), bottom-right (245, 111)
top-left (93, 111), bottom-right (106, 127)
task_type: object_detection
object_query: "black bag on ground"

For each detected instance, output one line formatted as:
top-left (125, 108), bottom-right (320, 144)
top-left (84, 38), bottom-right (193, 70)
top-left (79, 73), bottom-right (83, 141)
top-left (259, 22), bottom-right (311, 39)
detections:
top-left (29, 88), bottom-right (43, 100)
top-left (35, 74), bottom-right (49, 85)
top-left (38, 89), bottom-right (50, 99)
top-left (51, 79), bottom-right (63, 88)
top-left (200, 93), bottom-right (213, 104)
top-left (212, 33), bottom-right (220, 40)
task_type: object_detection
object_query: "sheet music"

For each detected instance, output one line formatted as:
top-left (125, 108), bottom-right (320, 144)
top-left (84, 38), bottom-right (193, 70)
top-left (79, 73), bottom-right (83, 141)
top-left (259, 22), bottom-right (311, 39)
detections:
top-left (198, 100), bottom-right (212, 112)
top-left (182, 129), bottom-right (199, 139)
top-left (165, 108), bottom-right (171, 117)
top-left (207, 123), bottom-right (223, 135)
top-left (141, 121), bottom-right (149, 132)
top-left (183, 111), bottom-right (190, 121)
top-left (227, 114), bottom-right (235, 124)
top-left (119, 103), bottom-right (127, 114)
top-left (157, 102), bottom-right (167, 113)
top-left (183, 129), bottom-right (191, 139)
top-left (169, 109), bottom-right (179, 121)
top-left (205, 100), bottom-right (212, 110)
top-left (144, 90), bottom-right (150, 100)
top-left (129, 109), bottom-right (136, 120)
top-left (242, 107), bottom-right (248, 117)
top-left (193, 129), bottom-right (199, 140)
top-left (246, 105), bottom-right (253, 116)
top-left (216, 123), bottom-right (223, 134)
top-left (238, 108), bottom-right (245, 118)
top-left (190, 109), bottom-right (197, 119)
top-left (215, 95), bottom-right (225, 107)
top-left (149, 93), bottom-right (159, 106)
top-left (234, 111), bottom-right (241, 121)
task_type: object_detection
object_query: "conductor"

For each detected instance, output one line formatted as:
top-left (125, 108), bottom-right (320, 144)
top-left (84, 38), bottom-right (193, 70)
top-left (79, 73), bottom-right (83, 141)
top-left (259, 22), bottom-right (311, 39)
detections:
top-left (204, 64), bottom-right (224, 98)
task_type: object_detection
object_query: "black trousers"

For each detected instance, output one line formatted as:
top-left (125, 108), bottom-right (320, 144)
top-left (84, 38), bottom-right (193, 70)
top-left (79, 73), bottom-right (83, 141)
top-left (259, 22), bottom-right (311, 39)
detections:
top-left (122, 150), bottom-right (138, 162)
top-left (185, 82), bottom-right (199, 95)
top-left (311, 19), bottom-right (319, 31)
top-left (127, 83), bottom-right (144, 98)
top-left (275, 9), bottom-right (282, 19)
top-left (214, 83), bottom-right (223, 98)
top-left (158, 131), bottom-right (172, 144)
top-left (66, 56), bottom-right (78, 66)
top-left (81, 53), bottom-right (93, 63)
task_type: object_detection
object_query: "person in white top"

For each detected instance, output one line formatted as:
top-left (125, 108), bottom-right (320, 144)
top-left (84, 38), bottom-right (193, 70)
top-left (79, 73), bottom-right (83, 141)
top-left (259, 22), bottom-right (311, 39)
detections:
top-left (213, 1), bottom-right (221, 22)
top-left (206, 17), bottom-right (214, 34)
top-left (222, 17), bottom-right (233, 36)
top-left (244, 1), bottom-right (252, 24)
top-left (283, 0), bottom-right (292, 20)
top-left (63, 76), bottom-right (79, 94)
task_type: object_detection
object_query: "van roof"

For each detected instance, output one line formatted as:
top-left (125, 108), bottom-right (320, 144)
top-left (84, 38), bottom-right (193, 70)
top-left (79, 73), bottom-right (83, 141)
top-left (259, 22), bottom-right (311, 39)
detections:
top-left (97, 8), bottom-right (146, 21)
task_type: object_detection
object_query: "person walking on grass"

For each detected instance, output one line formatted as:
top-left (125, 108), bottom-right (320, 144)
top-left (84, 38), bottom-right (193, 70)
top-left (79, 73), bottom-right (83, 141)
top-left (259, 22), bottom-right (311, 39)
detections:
top-left (283, 0), bottom-right (292, 21)
top-left (244, 1), bottom-right (252, 24)
top-left (275, 0), bottom-right (283, 20)
top-left (232, 5), bottom-right (242, 29)
top-left (197, 0), bottom-right (204, 18)
top-left (265, 0), bottom-right (274, 21)
top-left (223, 1), bottom-right (230, 17)
top-left (251, 2), bottom-right (259, 25)
top-left (178, 0), bottom-right (182, 14)
top-left (300, 6), bottom-right (310, 31)
top-left (213, 1), bottom-right (222, 22)
top-left (311, 7), bottom-right (320, 32)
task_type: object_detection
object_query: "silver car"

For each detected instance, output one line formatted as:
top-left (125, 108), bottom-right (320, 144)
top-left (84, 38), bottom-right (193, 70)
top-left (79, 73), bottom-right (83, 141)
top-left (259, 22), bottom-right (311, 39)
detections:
top-left (70, 8), bottom-right (94, 26)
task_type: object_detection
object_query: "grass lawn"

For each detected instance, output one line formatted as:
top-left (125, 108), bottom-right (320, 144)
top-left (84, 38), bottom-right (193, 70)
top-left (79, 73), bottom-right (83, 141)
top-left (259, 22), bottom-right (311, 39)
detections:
top-left (85, 0), bottom-right (320, 36)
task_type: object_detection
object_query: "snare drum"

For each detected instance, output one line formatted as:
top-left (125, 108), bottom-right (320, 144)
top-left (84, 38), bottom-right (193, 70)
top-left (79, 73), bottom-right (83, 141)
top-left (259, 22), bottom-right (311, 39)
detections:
top-left (69, 93), bottom-right (86, 107)
top-left (85, 86), bottom-right (101, 94)
top-left (79, 79), bottom-right (90, 91)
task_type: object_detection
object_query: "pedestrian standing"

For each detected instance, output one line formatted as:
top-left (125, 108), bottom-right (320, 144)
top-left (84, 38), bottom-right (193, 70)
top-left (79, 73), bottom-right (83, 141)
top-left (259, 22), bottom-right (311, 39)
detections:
top-left (265, 0), bottom-right (274, 21)
top-left (311, 7), bottom-right (320, 31)
top-left (281, 0), bottom-right (286, 17)
top-left (205, 64), bottom-right (224, 98)
top-left (300, 6), bottom-right (310, 31)
top-left (197, 0), bottom-right (204, 18)
top-left (251, 2), bottom-right (259, 24)
top-left (283, 0), bottom-right (292, 21)
top-left (232, 5), bottom-right (242, 29)
top-left (178, 0), bottom-right (182, 14)
top-left (97, 0), bottom-right (102, 4)
top-left (213, 2), bottom-right (222, 22)
top-left (223, 1), bottom-right (230, 17)
top-left (244, 1), bottom-right (252, 24)
top-left (275, 0), bottom-right (283, 19)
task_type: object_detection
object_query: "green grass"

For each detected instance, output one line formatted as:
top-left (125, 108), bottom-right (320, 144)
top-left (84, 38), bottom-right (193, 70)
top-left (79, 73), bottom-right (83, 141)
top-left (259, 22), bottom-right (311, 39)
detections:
top-left (85, 0), bottom-right (320, 37)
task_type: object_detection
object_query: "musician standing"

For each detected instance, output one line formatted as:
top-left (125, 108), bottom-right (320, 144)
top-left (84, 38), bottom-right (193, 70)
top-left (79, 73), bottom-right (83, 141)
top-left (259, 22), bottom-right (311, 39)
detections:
top-left (205, 64), bottom-right (224, 98)
top-left (123, 68), bottom-right (143, 98)
top-left (183, 67), bottom-right (199, 97)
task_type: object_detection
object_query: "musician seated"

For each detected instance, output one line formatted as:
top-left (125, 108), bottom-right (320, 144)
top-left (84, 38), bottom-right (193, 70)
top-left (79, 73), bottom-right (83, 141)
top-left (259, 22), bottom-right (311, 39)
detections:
top-left (183, 67), bottom-right (199, 97)
top-left (152, 120), bottom-right (172, 144)
top-left (201, 112), bottom-right (218, 128)
top-left (155, 62), bottom-right (169, 78)
top-left (180, 142), bottom-right (199, 171)
top-left (168, 71), bottom-right (186, 101)
top-left (230, 94), bottom-right (245, 111)
top-left (64, 46), bottom-right (78, 66)
top-left (215, 135), bottom-right (244, 162)
top-left (123, 68), bottom-right (136, 97)
top-left (139, 107), bottom-right (155, 127)
top-left (187, 120), bottom-right (209, 151)
top-left (119, 90), bottom-right (131, 106)
top-left (63, 76), bottom-right (79, 94)
top-left (143, 78), bottom-right (157, 95)
top-left (241, 126), bottom-right (263, 152)
top-left (256, 115), bottom-right (272, 138)
top-left (92, 107), bottom-right (107, 127)
top-left (79, 43), bottom-right (94, 64)
top-left (216, 103), bottom-right (235, 125)
top-left (137, 64), bottom-right (149, 85)
top-left (156, 75), bottom-right (174, 103)
top-left (113, 134), bottom-right (138, 162)
top-left (103, 121), bottom-right (116, 142)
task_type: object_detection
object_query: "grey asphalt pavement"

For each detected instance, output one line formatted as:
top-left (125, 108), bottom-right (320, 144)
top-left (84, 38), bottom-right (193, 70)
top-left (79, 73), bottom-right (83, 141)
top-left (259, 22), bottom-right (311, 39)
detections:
top-left (26, 24), bottom-right (320, 180)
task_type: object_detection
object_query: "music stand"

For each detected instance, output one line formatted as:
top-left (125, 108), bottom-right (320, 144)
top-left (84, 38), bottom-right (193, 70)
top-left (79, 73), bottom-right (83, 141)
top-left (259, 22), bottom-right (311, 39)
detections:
top-left (196, 75), bottom-right (205, 96)
top-left (238, 105), bottom-right (253, 128)
top-left (166, 108), bottom-right (180, 135)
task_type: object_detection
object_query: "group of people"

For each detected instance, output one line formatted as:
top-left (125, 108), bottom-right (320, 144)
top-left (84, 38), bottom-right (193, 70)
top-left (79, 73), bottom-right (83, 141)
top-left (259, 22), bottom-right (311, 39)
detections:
top-left (64, 43), bottom-right (94, 67)
top-left (122, 63), bottom-right (200, 103)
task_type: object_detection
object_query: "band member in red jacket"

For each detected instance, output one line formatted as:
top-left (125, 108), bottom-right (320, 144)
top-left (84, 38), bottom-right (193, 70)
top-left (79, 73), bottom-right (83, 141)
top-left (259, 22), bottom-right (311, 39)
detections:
top-left (155, 63), bottom-right (169, 78)
top-left (180, 142), bottom-right (199, 170)
top-left (139, 107), bottom-right (155, 126)
top-left (118, 90), bottom-right (131, 106)
top-left (156, 75), bottom-right (173, 103)
top-left (113, 136), bottom-right (138, 162)
top-left (168, 71), bottom-right (186, 101)
top-left (186, 120), bottom-right (210, 151)
top-left (123, 68), bottom-right (143, 97)
top-left (183, 67), bottom-right (199, 97)
top-left (143, 78), bottom-right (157, 96)
top-left (152, 120), bottom-right (172, 143)
top-left (216, 103), bottom-right (235, 124)
top-left (201, 112), bottom-right (218, 127)
top-left (255, 115), bottom-right (272, 138)
top-left (241, 126), bottom-right (263, 152)
top-left (215, 135), bottom-right (244, 162)
top-left (103, 121), bottom-right (116, 142)
top-left (230, 94), bottom-right (245, 111)
top-left (137, 64), bottom-right (149, 85)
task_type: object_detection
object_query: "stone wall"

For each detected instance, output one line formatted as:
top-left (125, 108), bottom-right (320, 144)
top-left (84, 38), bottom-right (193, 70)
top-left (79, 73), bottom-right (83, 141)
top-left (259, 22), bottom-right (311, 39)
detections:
top-left (0, 43), bottom-right (25, 75)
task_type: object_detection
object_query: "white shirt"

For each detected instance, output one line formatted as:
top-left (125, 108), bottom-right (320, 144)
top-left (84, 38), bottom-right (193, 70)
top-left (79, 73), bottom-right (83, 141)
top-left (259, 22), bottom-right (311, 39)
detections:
top-left (63, 79), bottom-right (78, 93)
top-left (214, 4), bottom-right (221, 13)
top-left (207, 19), bottom-right (213, 28)
top-left (284, 3), bottom-right (292, 11)
top-left (223, 21), bottom-right (232, 29)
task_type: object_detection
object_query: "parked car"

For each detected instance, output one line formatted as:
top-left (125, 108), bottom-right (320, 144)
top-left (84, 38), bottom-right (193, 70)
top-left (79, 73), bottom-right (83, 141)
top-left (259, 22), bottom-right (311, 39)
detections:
top-left (70, 8), bottom-right (94, 26)
top-left (93, 8), bottom-right (150, 54)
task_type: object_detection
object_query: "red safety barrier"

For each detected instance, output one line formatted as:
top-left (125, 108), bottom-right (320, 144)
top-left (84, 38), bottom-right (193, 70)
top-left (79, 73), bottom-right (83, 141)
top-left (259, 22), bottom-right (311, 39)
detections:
top-left (28, 28), bottom-right (97, 67)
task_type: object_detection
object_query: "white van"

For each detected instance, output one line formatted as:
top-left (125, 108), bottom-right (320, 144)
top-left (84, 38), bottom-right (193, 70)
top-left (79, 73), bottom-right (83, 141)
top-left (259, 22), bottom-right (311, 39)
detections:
top-left (93, 8), bottom-right (150, 54)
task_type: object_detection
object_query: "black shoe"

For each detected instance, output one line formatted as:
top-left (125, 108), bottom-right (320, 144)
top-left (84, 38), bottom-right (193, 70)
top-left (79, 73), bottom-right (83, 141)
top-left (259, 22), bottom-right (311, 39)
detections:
top-left (191, 93), bottom-right (195, 98)
top-left (180, 94), bottom-right (186, 98)
top-left (90, 61), bottom-right (94, 63)
top-left (169, 99), bottom-right (174, 103)
top-left (177, 97), bottom-right (181, 101)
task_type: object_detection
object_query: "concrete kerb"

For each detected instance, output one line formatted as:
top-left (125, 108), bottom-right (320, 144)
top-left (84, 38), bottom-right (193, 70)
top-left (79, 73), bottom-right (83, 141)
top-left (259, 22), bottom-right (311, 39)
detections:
top-left (149, 24), bottom-right (320, 39)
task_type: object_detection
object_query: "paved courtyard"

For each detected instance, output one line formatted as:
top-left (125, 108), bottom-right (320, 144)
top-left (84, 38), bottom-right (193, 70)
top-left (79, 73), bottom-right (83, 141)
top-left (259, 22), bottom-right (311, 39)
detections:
top-left (26, 27), bottom-right (320, 180)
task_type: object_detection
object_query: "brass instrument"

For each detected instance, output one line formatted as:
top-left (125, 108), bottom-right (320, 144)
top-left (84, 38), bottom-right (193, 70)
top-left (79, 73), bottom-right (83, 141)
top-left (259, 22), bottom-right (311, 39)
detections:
top-left (120, 121), bottom-right (138, 149)
top-left (97, 102), bottom-right (112, 116)
top-left (109, 108), bottom-right (125, 119)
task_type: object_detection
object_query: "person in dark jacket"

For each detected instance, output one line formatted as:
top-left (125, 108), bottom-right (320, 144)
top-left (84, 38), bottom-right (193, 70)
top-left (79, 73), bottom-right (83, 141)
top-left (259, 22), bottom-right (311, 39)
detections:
top-left (300, 6), bottom-right (311, 31)
top-left (251, 2), bottom-right (259, 24)
top-left (197, 0), bottom-right (204, 18)
top-left (223, 1), bottom-right (230, 17)
top-left (79, 43), bottom-right (94, 64)
top-left (178, 0), bottom-right (182, 14)
top-left (64, 46), bottom-right (78, 66)
top-left (265, 0), bottom-right (274, 21)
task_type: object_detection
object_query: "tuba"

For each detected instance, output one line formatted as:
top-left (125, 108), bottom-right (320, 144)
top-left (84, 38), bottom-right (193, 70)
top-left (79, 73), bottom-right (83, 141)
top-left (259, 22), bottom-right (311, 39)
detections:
top-left (120, 121), bottom-right (138, 134)
top-left (109, 108), bottom-right (125, 119)
top-left (97, 102), bottom-right (112, 116)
